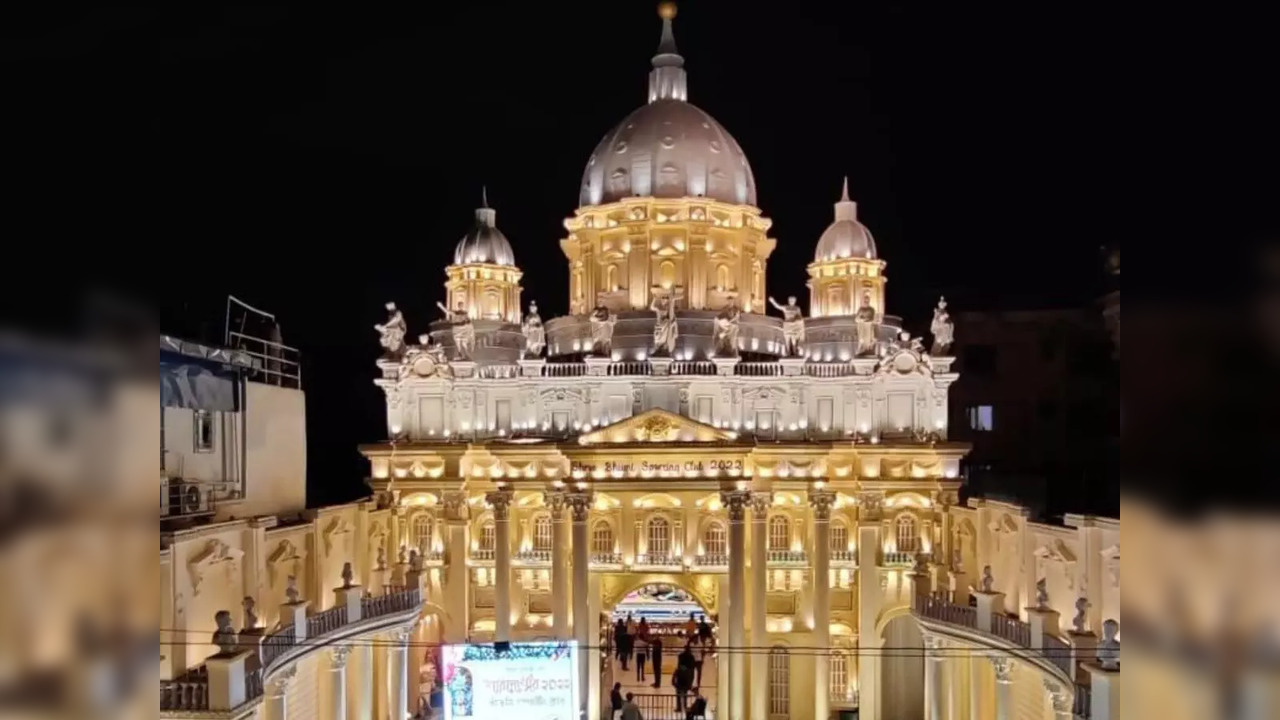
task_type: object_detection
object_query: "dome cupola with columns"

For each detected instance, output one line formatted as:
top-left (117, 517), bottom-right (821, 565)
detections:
top-left (806, 178), bottom-right (888, 319)
top-left (445, 188), bottom-right (524, 325)
top-left (561, 2), bottom-right (776, 319)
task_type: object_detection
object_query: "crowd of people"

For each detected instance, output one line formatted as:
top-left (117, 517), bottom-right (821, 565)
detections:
top-left (610, 612), bottom-right (716, 718)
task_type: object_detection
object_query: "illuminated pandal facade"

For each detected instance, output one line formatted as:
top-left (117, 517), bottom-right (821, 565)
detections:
top-left (364, 5), bottom-right (1122, 720)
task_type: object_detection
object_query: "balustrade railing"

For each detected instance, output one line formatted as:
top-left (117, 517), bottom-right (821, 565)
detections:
top-left (670, 361), bottom-right (716, 375)
top-left (162, 586), bottom-right (423, 714)
top-left (694, 553), bottom-right (729, 567)
top-left (629, 693), bottom-right (706, 720)
top-left (735, 362), bottom-right (784, 376)
top-left (513, 549), bottom-right (553, 563)
top-left (1043, 633), bottom-right (1075, 678)
top-left (542, 363), bottom-right (587, 377)
top-left (766, 549), bottom-right (808, 564)
top-left (634, 553), bottom-right (683, 567)
top-left (590, 552), bottom-right (624, 566)
top-left (477, 364), bottom-right (520, 379)
top-left (805, 364), bottom-right (858, 378)
top-left (882, 551), bottom-right (916, 566)
top-left (472, 548), bottom-right (495, 561)
top-left (608, 361), bottom-right (651, 376)
top-left (830, 550), bottom-right (857, 564)
top-left (991, 613), bottom-right (1032, 647)
top-left (1072, 683), bottom-right (1092, 719)
top-left (914, 593), bottom-right (978, 629)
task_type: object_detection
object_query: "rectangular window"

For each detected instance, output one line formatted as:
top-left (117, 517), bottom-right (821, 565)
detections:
top-left (495, 400), bottom-right (511, 432)
top-left (817, 397), bottom-right (834, 432)
top-left (194, 410), bottom-right (214, 452)
top-left (966, 405), bottom-right (994, 432)
top-left (695, 396), bottom-right (713, 425)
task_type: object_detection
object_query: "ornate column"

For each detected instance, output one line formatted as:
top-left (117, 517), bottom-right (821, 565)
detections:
top-left (326, 646), bottom-right (351, 720)
top-left (857, 492), bottom-right (885, 720)
top-left (989, 657), bottom-right (1015, 720)
top-left (486, 488), bottom-right (515, 641)
top-left (567, 490), bottom-right (594, 720)
top-left (1044, 679), bottom-right (1073, 720)
top-left (721, 490), bottom-right (750, 720)
top-left (750, 492), bottom-right (772, 720)
top-left (389, 628), bottom-right (410, 720)
top-left (923, 636), bottom-right (944, 720)
top-left (441, 492), bottom-right (471, 643)
top-left (811, 488), bottom-right (836, 720)
top-left (546, 489), bottom-right (570, 639)
top-left (968, 655), bottom-right (981, 720)
top-left (265, 665), bottom-right (296, 720)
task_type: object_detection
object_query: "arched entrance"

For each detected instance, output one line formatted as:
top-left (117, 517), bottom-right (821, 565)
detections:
top-left (880, 613), bottom-right (925, 720)
top-left (598, 574), bottom-right (722, 720)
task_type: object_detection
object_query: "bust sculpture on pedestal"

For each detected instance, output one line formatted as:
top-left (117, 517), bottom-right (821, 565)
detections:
top-left (980, 565), bottom-right (995, 593)
top-left (212, 610), bottom-right (238, 654)
top-left (1097, 619), bottom-right (1120, 670)
top-left (1035, 577), bottom-right (1050, 609)
top-left (285, 575), bottom-right (299, 604)
top-left (241, 596), bottom-right (258, 630)
top-left (1072, 596), bottom-right (1091, 633)
top-left (340, 561), bottom-right (355, 589)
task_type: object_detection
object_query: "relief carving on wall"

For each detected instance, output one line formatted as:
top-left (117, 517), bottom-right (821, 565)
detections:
top-left (1101, 544), bottom-right (1120, 588)
top-left (267, 539), bottom-right (307, 590)
top-left (322, 517), bottom-right (355, 559)
top-left (187, 540), bottom-right (243, 598)
top-left (1034, 539), bottom-right (1079, 590)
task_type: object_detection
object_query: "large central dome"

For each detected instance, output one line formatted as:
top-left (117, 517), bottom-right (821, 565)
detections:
top-left (578, 4), bottom-right (757, 208)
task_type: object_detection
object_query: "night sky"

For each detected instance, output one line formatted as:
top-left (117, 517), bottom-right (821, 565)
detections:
top-left (10, 3), bottom-right (1113, 507)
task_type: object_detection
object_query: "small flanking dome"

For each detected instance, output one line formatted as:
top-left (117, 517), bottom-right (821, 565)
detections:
top-left (578, 2), bottom-right (757, 208)
top-left (453, 189), bottom-right (515, 266)
top-left (814, 178), bottom-right (877, 262)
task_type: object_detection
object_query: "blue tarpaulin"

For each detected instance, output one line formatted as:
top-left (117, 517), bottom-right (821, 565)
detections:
top-left (161, 351), bottom-right (240, 412)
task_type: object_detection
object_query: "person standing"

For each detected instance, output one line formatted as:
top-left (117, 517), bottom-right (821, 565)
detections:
top-left (683, 612), bottom-right (698, 639)
top-left (620, 692), bottom-right (644, 720)
top-left (634, 633), bottom-right (648, 683)
top-left (697, 614), bottom-right (712, 644)
top-left (610, 682), bottom-right (624, 720)
top-left (650, 636), bottom-right (664, 688)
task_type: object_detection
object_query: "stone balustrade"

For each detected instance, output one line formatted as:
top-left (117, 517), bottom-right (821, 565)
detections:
top-left (766, 549), bottom-right (808, 565)
top-left (160, 586), bottom-right (423, 715)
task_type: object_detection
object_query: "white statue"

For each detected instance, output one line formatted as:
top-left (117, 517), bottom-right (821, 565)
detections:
top-left (650, 294), bottom-right (679, 357)
top-left (1097, 618), bottom-right (1120, 670)
top-left (589, 302), bottom-right (616, 356)
top-left (1035, 577), bottom-right (1049, 608)
top-left (212, 610), bottom-right (238, 654)
top-left (854, 292), bottom-right (878, 356)
top-left (951, 546), bottom-right (963, 572)
top-left (521, 301), bottom-right (545, 357)
top-left (980, 565), bottom-right (994, 593)
top-left (376, 546), bottom-right (387, 571)
top-left (437, 301), bottom-right (474, 359)
top-left (769, 296), bottom-right (805, 356)
top-left (241, 596), bottom-right (258, 630)
top-left (284, 575), bottom-right (299, 604)
top-left (1072, 596), bottom-right (1090, 633)
top-left (714, 305), bottom-right (741, 357)
top-left (398, 545), bottom-right (409, 566)
top-left (340, 561), bottom-right (354, 589)
top-left (375, 301), bottom-right (407, 357)
top-left (912, 552), bottom-right (929, 575)
top-left (930, 296), bottom-right (954, 355)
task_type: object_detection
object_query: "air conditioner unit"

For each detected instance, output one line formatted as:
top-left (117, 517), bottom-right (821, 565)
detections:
top-left (164, 479), bottom-right (212, 517)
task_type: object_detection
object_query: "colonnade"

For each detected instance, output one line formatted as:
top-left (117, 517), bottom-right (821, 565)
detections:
top-left (263, 627), bottom-right (411, 720)
top-left (922, 636), bottom-right (1076, 720)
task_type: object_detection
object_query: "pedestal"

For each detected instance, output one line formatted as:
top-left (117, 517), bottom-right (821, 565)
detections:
top-left (649, 357), bottom-right (672, 376)
top-left (973, 591), bottom-right (1006, 634)
top-left (779, 357), bottom-right (805, 376)
top-left (1083, 663), bottom-right (1120, 720)
top-left (909, 570), bottom-right (933, 599)
top-left (1024, 607), bottom-right (1061, 649)
top-left (585, 356), bottom-right (612, 376)
top-left (711, 356), bottom-right (739, 376)
top-left (928, 566), bottom-right (948, 593)
top-left (370, 567), bottom-right (390, 595)
top-left (280, 601), bottom-right (309, 641)
top-left (449, 360), bottom-right (476, 378)
top-left (239, 627), bottom-right (266, 657)
top-left (207, 650), bottom-right (254, 711)
top-left (518, 358), bottom-right (546, 378)
top-left (406, 570), bottom-right (428, 595)
top-left (391, 562), bottom-right (408, 588)
top-left (1066, 631), bottom-right (1097, 682)
top-left (948, 571), bottom-right (969, 606)
top-left (334, 586), bottom-right (364, 623)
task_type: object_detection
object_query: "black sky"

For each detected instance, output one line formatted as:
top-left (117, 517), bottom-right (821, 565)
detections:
top-left (9, 3), bottom-right (1117, 506)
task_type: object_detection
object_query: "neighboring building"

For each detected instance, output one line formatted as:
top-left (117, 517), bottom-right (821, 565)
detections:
top-left (1103, 248), bottom-right (1119, 356)
top-left (948, 308), bottom-right (1117, 518)
top-left (357, 6), bottom-right (1122, 720)
top-left (159, 313), bottom-right (428, 719)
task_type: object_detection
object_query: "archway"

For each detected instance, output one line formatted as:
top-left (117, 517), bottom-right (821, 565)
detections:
top-left (880, 614), bottom-right (925, 720)
top-left (598, 574), bottom-right (721, 720)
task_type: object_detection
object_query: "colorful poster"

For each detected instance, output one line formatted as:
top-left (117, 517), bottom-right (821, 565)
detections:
top-left (441, 642), bottom-right (579, 720)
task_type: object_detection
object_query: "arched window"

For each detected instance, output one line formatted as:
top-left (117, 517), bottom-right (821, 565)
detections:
top-left (830, 522), bottom-right (849, 555)
top-left (479, 520), bottom-right (496, 552)
top-left (412, 514), bottom-right (434, 551)
top-left (533, 514), bottom-right (554, 552)
top-left (827, 286), bottom-right (843, 314)
top-left (484, 291), bottom-right (500, 319)
top-left (896, 514), bottom-right (919, 554)
top-left (703, 521), bottom-right (727, 556)
top-left (647, 516), bottom-right (671, 557)
top-left (606, 264), bottom-right (618, 291)
top-left (829, 650), bottom-right (849, 700)
top-left (768, 646), bottom-right (791, 716)
top-left (716, 264), bottom-right (730, 290)
top-left (768, 515), bottom-right (791, 551)
top-left (659, 260), bottom-right (676, 289)
top-left (591, 520), bottom-right (615, 555)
